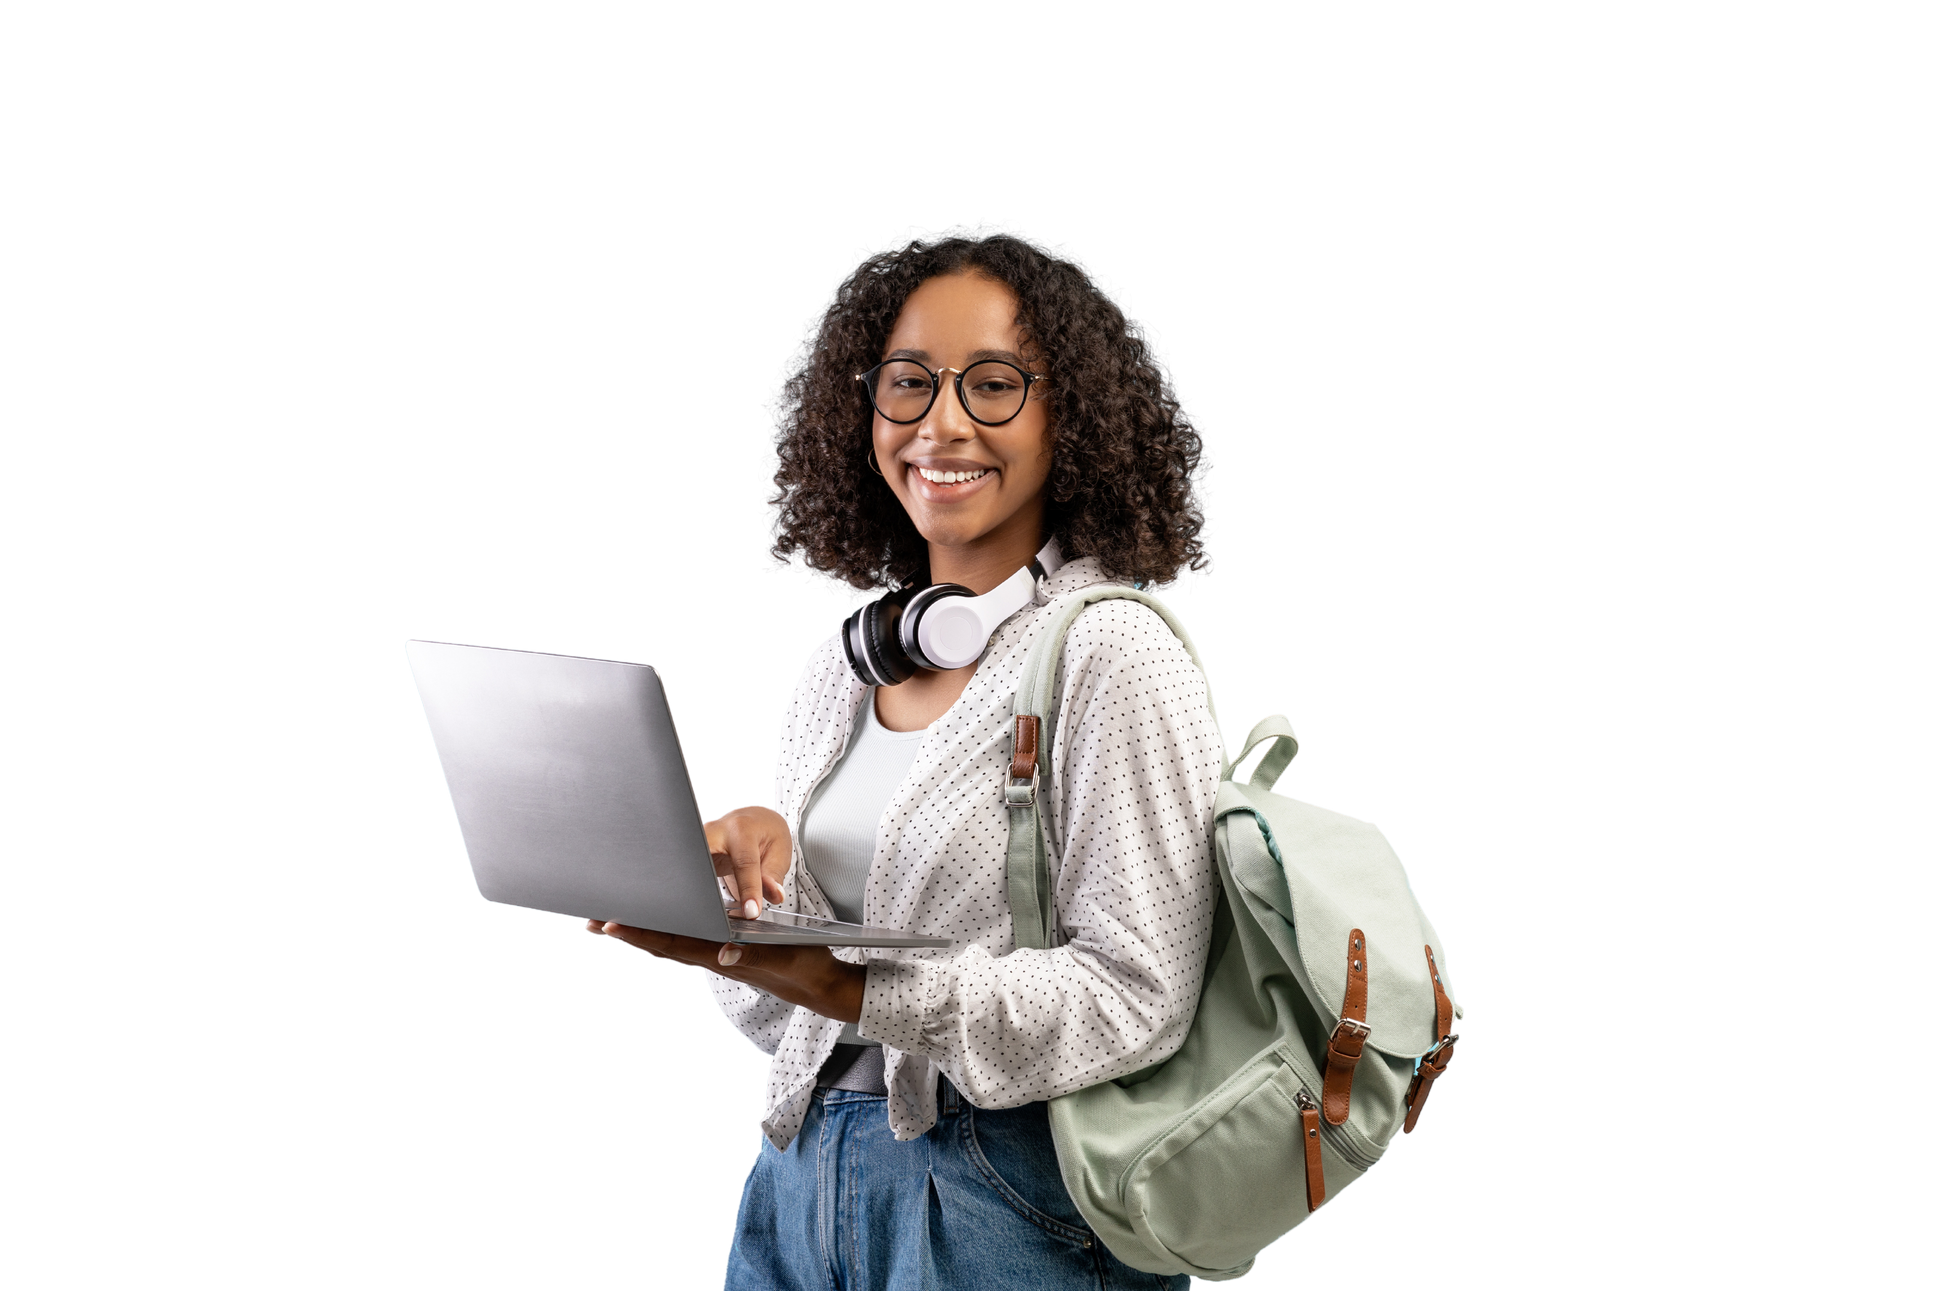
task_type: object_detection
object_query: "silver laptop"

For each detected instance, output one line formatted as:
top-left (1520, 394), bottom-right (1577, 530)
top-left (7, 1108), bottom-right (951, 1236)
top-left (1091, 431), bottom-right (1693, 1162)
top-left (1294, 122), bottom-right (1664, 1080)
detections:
top-left (407, 640), bottom-right (948, 948)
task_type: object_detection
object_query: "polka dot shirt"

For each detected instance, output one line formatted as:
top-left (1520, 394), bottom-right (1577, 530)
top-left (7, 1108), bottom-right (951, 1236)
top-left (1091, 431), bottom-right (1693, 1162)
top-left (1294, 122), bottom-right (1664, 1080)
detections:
top-left (710, 557), bottom-right (1225, 1149)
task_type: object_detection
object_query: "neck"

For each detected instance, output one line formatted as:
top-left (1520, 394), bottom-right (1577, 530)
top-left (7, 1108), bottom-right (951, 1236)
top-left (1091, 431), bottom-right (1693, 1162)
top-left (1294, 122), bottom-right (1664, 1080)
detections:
top-left (927, 511), bottom-right (1046, 595)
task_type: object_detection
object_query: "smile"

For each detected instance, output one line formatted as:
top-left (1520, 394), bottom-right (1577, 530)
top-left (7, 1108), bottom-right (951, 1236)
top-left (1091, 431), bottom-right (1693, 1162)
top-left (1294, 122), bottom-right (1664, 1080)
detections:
top-left (916, 467), bottom-right (989, 485)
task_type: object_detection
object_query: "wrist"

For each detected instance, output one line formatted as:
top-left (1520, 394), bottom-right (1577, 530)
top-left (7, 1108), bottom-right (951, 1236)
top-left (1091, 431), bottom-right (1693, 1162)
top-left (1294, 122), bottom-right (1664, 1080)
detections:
top-left (824, 957), bottom-right (867, 1024)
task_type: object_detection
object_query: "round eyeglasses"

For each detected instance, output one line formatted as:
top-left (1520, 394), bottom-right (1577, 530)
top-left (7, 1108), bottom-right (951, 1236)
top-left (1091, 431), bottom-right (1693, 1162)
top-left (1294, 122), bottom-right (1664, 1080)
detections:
top-left (856, 358), bottom-right (1048, 427)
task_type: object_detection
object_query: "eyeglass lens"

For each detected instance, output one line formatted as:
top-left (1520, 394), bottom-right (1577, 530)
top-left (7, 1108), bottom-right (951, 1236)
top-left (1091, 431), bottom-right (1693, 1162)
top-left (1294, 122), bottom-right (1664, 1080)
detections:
top-left (869, 360), bottom-right (1031, 425)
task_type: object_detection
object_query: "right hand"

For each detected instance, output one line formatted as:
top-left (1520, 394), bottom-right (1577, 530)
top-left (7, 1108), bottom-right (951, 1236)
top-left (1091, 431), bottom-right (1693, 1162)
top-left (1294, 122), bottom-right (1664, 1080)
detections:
top-left (704, 806), bottom-right (793, 920)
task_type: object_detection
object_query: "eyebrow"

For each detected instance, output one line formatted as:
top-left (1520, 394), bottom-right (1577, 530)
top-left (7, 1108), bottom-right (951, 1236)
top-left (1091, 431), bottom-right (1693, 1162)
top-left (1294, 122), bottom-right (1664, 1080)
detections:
top-left (882, 347), bottom-right (1034, 368)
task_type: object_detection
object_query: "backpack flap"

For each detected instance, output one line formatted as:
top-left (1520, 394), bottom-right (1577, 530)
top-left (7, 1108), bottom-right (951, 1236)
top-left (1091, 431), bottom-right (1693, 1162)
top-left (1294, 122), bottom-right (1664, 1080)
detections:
top-left (1216, 774), bottom-right (1456, 1061)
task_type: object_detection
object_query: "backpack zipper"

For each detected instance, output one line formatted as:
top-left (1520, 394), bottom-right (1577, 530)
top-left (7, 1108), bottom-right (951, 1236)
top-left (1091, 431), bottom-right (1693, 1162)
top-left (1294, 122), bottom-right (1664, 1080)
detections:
top-left (1294, 1086), bottom-right (1325, 1210)
top-left (1279, 1052), bottom-right (1382, 1174)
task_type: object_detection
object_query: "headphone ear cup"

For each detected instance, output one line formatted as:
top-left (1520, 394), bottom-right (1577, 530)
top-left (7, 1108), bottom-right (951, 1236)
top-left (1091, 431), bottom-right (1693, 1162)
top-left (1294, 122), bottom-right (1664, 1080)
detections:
top-left (844, 589), bottom-right (920, 685)
top-left (841, 605), bottom-right (881, 686)
top-left (898, 583), bottom-right (975, 672)
top-left (864, 597), bottom-right (917, 685)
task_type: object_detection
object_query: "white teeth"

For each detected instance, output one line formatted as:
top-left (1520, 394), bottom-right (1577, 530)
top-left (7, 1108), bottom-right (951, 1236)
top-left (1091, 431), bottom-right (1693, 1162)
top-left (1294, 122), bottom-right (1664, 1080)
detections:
top-left (918, 467), bottom-right (988, 484)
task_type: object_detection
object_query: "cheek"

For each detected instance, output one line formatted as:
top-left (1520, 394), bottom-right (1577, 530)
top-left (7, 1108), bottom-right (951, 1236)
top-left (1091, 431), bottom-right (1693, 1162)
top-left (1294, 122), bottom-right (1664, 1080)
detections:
top-left (872, 422), bottom-right (909, 480)
top-left (1010, 418), bottom-right (1054, 487)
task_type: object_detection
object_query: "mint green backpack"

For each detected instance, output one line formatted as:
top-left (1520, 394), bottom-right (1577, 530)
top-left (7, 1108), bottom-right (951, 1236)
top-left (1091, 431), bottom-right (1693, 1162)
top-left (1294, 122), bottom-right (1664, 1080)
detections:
top-left (1004, 588), bottom-right (1462, 1281)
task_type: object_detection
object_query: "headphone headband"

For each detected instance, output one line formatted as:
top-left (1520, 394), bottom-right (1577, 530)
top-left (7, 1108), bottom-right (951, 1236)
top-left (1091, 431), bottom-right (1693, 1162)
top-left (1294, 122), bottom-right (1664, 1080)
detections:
top-left (840, 540), bottom-right (1062, 686)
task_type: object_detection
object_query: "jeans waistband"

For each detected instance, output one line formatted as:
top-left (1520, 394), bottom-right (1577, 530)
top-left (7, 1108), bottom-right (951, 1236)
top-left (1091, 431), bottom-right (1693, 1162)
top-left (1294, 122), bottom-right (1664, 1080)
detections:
top-left (813, 1045), bottom-right (965, 1115)
top-left (815, 1043), bottom-right (887, 1094)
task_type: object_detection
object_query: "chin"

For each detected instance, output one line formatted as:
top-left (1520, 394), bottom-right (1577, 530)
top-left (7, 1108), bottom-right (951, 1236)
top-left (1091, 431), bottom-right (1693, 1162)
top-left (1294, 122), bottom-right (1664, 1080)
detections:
top-left (914, 516), bottom-right (993, 549)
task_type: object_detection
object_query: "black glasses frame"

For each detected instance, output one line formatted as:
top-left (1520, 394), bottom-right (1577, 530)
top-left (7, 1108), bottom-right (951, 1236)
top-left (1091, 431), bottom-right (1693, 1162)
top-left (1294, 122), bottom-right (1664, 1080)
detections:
top-left (855, 358), bottom-right (1049, 427)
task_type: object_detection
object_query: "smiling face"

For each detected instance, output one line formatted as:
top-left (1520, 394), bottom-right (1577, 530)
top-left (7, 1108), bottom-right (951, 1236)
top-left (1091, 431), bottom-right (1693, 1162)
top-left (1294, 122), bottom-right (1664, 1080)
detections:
top-left (871, 272), bottom-right (1053, 588)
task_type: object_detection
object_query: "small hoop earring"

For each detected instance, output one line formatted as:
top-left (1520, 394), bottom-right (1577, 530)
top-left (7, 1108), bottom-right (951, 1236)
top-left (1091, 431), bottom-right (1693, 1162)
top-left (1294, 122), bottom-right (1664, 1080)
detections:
top-left (867, 448), bottom-right (883, 476)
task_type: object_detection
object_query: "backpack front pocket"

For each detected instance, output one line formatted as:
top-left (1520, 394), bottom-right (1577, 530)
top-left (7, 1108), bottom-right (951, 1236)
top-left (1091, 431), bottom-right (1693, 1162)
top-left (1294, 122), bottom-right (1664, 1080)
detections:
top-left (1121, 1049), bottom-right (1377, 1274)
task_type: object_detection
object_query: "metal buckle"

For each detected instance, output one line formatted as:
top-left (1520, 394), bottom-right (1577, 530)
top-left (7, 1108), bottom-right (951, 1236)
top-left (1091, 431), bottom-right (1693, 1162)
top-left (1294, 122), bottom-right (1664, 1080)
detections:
top-left (1421, 1033), bottom-right (1458, 1062)
top-left (1004, 766), bottom-right (1039, 806)
top-left (1330, 1018), bottom-right (1371, 1044)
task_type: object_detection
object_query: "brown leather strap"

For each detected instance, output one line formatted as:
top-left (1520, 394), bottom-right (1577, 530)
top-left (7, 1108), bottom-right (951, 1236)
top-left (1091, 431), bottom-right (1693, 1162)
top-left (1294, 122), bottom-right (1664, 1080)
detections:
top-left (1301, 1100), bottom-right (1326, 1210)
top-left (1409, 1037), bottom-right (1455, 1130)
top-left (1341, 929), bottom-right (1369, 1025)
top-left (1402, 943), bottom-right (1457, 1134)
top-left (1428, 942), bottom-right (1452, 1039)
top-left (1321, 929), bottom-right (1370, 1125)
top-left (1009, 715), bottom-right (1039, 782)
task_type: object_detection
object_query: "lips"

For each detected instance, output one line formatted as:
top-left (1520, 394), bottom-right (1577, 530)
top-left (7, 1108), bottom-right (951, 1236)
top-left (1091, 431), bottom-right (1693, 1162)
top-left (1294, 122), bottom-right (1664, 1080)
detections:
top-left (904, 460), bottom-right (996, 503)
top-left (917, 466), bottom-right (988, 485)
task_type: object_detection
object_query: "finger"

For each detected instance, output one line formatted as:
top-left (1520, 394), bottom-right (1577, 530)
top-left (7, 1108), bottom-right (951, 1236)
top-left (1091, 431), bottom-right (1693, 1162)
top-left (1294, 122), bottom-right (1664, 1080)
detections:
top-left (731, 859), bottom-right (762, 917)
top-left (599, 920), bottom-right (663, 952)
top-left (586, 919), bottom-right (607, 933)
top-left (716, 940), bottom-right (772, 971)
top-left (601, 923), bottom-right (726, 968)
top-left (763, 873), bottom-right (786, 905)
top-left (598, 919), bottom-right (658, 954)
top-left (601, 921), bottom-right (767, 978)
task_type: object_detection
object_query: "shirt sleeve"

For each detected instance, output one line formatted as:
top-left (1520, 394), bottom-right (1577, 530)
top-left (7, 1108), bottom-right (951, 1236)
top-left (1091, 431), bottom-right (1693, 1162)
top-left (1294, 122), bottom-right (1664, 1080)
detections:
top-left (857, 600), bottom-right (1225, 1107)
top-left (709, 975), bottom-right (795, 1055)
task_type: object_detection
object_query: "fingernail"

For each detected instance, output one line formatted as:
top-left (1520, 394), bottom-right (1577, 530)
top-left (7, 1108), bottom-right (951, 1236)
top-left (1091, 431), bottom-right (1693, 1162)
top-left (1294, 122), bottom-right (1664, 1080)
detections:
top-left (743, 899), bottom-right (759, 920)
top-left (718, 945), bottom-right (742, 966)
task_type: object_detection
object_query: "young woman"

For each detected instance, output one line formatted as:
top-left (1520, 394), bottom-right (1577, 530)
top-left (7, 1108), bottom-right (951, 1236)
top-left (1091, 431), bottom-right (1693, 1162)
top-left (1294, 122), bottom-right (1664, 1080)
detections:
top-left (589, 235), bottom-right (1223, 1289)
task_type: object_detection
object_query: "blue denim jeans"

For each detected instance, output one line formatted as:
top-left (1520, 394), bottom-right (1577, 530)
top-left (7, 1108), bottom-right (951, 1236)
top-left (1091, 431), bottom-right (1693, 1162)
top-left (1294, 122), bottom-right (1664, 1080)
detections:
top-left (726, 1082), bottom-right (1187, 1290)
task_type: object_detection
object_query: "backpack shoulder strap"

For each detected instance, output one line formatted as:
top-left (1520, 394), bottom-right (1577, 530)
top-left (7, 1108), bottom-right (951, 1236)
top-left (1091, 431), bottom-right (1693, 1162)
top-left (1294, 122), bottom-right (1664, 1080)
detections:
top-left (1004, 586), bottom-right (1224, 950)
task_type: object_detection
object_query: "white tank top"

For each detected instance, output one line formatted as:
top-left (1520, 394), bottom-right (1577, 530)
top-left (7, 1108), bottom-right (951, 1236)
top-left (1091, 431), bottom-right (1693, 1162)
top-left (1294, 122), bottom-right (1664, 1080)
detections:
top-left (799, 691), bottom-right (926, 1046)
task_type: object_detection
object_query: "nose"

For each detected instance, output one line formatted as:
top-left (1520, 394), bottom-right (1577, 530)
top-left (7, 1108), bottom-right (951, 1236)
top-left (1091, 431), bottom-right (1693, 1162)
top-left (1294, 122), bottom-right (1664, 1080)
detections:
top-left (919, 370), bottom-right (975, 443)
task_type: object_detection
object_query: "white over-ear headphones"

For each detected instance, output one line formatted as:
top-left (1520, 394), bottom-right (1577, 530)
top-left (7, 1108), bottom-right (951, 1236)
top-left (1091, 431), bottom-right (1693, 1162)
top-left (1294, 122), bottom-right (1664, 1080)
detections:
top-left (842, 540), bottom-right (1065, 686)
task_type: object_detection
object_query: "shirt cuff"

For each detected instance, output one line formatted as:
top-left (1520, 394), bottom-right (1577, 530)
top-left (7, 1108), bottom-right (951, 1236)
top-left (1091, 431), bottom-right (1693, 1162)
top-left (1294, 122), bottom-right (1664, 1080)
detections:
top-left (858, 956), bottom-right (936, 1054)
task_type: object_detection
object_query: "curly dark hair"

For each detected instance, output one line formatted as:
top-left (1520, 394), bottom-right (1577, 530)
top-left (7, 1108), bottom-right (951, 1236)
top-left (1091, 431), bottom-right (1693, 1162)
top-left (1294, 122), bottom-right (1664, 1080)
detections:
top-left (770, 234), bottom-right (1206, 590)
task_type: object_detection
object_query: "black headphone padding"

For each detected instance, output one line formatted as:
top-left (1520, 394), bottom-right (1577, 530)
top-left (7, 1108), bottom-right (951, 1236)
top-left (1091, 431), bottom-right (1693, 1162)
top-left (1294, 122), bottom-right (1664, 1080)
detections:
top-left (843, 588), bottom-right (919, 687)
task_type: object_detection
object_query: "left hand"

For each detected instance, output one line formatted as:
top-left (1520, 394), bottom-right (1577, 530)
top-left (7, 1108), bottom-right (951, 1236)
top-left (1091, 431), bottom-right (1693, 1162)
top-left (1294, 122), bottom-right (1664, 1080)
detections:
top-left (586, 921), bottom-right (867, 1025)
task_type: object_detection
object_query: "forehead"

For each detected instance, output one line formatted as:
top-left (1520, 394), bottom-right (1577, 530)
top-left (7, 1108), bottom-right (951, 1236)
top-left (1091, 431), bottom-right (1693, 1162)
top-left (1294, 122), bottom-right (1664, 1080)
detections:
top-left (884, 272), bottom-right (1022, 356)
